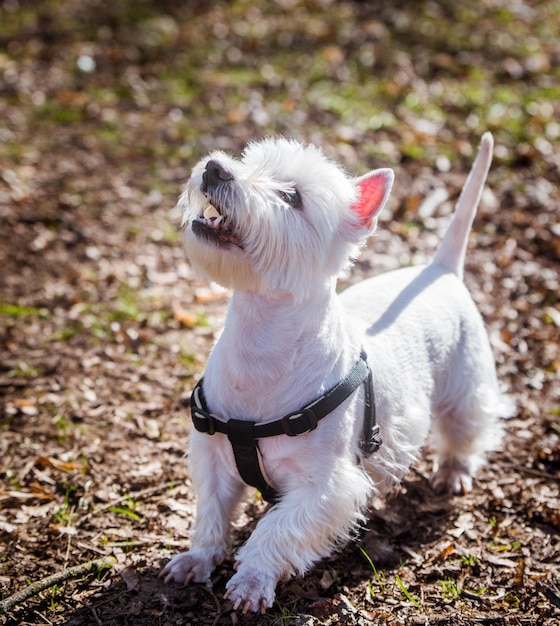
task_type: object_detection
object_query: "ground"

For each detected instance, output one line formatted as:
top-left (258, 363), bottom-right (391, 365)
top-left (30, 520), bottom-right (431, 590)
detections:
top-left (0, 1), bottom-right (559, 625)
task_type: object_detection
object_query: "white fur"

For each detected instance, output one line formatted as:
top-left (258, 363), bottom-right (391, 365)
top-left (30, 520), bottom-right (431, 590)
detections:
top-left (161, 134), bottom-right (512, 613)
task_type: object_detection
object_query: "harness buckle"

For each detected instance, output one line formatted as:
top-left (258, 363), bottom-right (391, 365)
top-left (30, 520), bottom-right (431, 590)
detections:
top-left (361, 424), bottom-right (382, 456)
top-left (206, 414), bottom-right (216, 436)
top-left (281, 408), bottom-right (318, 436)
top-left (193, 410), bottom-right (216, 435)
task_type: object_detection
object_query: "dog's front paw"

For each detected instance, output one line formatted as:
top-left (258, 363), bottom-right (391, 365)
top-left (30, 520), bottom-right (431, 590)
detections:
top-left (224, 567), bottom-right (276, 614)
top-left (431, 461), bottom-right (473, 495)
top-left (160, 549), bottom-right (221, 585)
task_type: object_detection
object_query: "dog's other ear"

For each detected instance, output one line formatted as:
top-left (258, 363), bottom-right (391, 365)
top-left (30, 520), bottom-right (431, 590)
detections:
top-left (351, 169), bottom-right (394, 230)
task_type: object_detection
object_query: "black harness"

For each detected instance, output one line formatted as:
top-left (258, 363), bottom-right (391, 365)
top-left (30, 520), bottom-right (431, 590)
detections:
top-left (190, 350), bottom-right (381, 504)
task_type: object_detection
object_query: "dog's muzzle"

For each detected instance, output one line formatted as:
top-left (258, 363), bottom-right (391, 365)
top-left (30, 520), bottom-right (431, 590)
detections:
top-left (202, 159), bottom-right (233, 193)
top-left (190, 160), bottom-right (243, 248)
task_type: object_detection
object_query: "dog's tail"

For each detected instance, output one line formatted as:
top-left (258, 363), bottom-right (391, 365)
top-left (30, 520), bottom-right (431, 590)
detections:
top-left (431, 132), bottom-right (494, 280)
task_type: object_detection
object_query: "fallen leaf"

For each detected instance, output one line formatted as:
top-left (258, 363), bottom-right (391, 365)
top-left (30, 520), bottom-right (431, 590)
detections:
top-left (172, 304), bottom-right (198, 326)
top-left (36, 456), bottom-right (89, 474)
top-left (119, 566), bottom-right (140, 591)
top-left (486, 555), bottom-right (518, 568)
top-left (439, 543), bottom-right (455, 560)
top-left (513, 558), bottom-right (525, 588)
top-left (12, 398), bottom-right (38, 416)
top-left (319, 568), bottom-right (337, 590)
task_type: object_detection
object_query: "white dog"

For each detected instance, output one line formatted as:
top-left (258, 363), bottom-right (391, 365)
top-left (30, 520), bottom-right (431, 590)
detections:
top-left (161, 133), bottom-right (511, 613)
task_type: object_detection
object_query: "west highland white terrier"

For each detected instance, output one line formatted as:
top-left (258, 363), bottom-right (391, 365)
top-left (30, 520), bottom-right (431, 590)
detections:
top-left (161, 133), bottom-right (512, 613)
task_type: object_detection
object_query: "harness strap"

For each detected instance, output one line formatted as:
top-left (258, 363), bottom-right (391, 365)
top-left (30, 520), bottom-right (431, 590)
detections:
top-left (190, 350), bottom-right (381, 503)
top-left (225, 419), bottom-right (279, 504)
top-left (360, 367), bottom-right (382, 455)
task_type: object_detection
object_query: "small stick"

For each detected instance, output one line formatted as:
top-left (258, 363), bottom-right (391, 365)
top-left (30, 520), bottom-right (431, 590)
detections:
top-left (0, 555), bottom-right (117, 615)
top-left (87, 602), bottom-right (103, 626)
top-left (199, 584), bottom-right (222, 626)
top-left (76, 481), bottom-right (178, 528)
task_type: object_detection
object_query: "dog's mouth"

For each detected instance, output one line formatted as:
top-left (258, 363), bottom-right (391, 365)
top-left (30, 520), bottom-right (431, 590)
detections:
top-left (191, 199), bottom-right (243, 249)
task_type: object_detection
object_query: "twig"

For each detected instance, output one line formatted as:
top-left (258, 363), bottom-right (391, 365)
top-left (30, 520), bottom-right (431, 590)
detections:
top-left (87, 602), bottom-right (103, 626)
top-left (199, 584), bottom-right (222, 626)
top-left (0, 555), bottom-right (117, 615)
top-left (501, 461), bottom-right (559, 480)
top-left (76, 481), bottom-right (178, 528)
top-left (34, 610), bottom-right (54, 625)
top-left (0, 378), bottom-right (28, 387)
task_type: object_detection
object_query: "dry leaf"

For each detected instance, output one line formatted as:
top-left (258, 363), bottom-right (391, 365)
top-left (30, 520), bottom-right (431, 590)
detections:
top-left (119, 566), bottom-right (140, 591)
top-left (172, 304), bottom-right (198, 326)
top-left (36, 456), bottom-right (89, 474)
top-left (439, 543), bottom-right (455, 560)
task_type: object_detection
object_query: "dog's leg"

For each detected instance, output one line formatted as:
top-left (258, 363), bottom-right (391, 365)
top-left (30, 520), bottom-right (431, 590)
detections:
top-left (223, 460), bottom-right (372, 613)
top-left (161, 434), bottom-right (245, 584)
top-left (430, 397), bottom-right (499, 496)
top-left (430, 385), bottom-right (505, 495)
top-left (430, 327), bottom-right (507, 495)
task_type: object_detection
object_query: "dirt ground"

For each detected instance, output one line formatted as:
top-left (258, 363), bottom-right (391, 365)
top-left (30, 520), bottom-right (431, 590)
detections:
top-left (1, 1), bottom-right (559, 625)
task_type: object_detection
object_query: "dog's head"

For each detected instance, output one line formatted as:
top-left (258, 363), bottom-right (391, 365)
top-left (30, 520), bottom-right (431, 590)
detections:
top-left (178, 138), bottom-right (393, 299)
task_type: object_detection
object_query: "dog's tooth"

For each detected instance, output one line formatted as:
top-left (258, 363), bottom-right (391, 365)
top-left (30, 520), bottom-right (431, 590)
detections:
top-left (214, 215), bottom-right (224, 226)
top-left (203, 204), bottom-right (221, 219)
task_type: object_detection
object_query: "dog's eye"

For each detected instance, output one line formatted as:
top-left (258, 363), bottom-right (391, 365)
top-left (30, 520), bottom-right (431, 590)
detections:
top-left (278, 189), bottom-right (303, 210)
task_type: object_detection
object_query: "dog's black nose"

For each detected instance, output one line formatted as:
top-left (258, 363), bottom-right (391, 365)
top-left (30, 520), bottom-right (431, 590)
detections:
top-left (202, 160), bottom-right (233, 192)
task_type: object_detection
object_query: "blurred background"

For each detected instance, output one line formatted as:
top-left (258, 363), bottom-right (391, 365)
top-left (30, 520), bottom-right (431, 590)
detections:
top-left (1, 1), bottom-right (559, 625)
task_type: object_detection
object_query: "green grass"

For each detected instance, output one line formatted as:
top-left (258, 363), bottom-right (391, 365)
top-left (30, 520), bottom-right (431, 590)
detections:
top-left (0, 303), bottom-right (48, 317)
top-left (358, 546), bottom-right (387, 596)
top-left (273, 600), bottom-right (299, 624)
top-left (53, 486), bottom-right (77, 526)
top-left (395, 574), bottom-right (422, 609)
top-left (440, 577), bottom-right (462, 600)
top-left (7, 363), bottom-right (41, 378)
top-left (107, 506), bottom-right (142, 522)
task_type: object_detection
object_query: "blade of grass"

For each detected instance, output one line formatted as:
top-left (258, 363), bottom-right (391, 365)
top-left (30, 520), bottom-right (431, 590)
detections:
top-left (395, 574), bottom-right (422, 609)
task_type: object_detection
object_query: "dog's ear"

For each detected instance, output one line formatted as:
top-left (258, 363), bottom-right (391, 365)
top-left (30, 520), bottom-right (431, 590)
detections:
top-left (351, 169), bottom-right (394, 230)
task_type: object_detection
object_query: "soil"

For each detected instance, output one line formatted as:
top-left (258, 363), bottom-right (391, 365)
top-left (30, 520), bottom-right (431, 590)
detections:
top-left (1, 1), bottom-right (559, 625)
